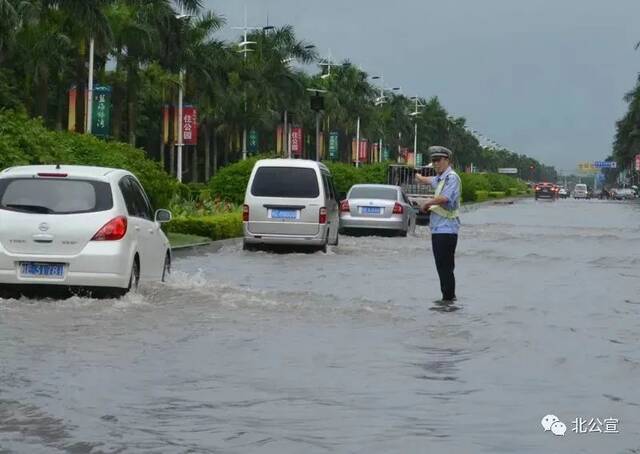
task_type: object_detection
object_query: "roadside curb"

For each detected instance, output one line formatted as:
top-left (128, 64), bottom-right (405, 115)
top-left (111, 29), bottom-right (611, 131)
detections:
top-left (170, 241), bottom-right (213, 251)
top-left (171, 237), bottom-right (242, 255)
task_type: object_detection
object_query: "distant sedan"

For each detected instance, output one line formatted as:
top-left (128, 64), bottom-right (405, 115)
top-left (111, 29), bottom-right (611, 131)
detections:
top-left (339, 184), bottom-right (416, 236)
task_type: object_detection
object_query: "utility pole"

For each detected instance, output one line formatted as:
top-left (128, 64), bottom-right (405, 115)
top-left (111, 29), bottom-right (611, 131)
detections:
top-left (232, 6), bottom-right (260, 160)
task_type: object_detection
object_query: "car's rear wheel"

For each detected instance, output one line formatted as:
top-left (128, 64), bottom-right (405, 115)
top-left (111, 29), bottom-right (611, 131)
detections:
top-left (127, 257), bottom-right (140, 293)
top-left (329, 228), bottom-right (339, 246)
top-left (243, 240), bottom-right (258, 251)
top-left (161, 251), bottom-right (171, 282)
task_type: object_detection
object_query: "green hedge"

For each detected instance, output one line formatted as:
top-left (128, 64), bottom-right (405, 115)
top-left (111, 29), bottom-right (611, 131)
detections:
top-left (322, 162), bottom-right (388, 194)
top-left (209, 156), bottom-right (266, 205)
top-left (460, 173), bottom-right (528, 202)
top-left (475, 190), bottom-right (490, 202)
top-left (163, 213), bottom-right (243, 241)
top-left (488, 191), bottom-right (506, 198)
top-left (0, 110), bottom-right (178, 208)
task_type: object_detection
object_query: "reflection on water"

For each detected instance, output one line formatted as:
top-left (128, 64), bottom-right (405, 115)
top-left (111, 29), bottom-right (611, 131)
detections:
top-left (1, 199), bottom-right (639, 453)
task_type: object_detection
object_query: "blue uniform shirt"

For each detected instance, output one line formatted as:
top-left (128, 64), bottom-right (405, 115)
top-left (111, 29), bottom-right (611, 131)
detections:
top-left (429, 167), bottom-right (461, 234)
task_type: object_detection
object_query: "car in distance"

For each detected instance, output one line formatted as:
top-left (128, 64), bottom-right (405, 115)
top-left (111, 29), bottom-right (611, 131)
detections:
top-left (534, 182), bottom-right (557, 200)
top-left (242, 159), bottom-right (339, 252)
top-left (611, 188), bottom-right (635, 200)
top-left (573, 183), bottom-right (588, 199)
top-left (0, 165), bottom-right (172, 299)
top-left (339, 184), bottom-right (416, 236)
top-left (558, 187), bottom-right (569, 199)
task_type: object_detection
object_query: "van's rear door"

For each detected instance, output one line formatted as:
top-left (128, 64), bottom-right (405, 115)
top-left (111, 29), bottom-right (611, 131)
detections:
top-left (247, 166), bottom-right (321, 236)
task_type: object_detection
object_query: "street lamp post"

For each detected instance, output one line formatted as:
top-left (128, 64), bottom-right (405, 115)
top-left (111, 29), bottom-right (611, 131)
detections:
top-left (410, 96), bottom-right (423, 167)
top-left (86, 37), bottom-right (95, 134)
top-left (232, 7), bottom-right (260, 160)
top-left (175, 5), bottom-right (191, 183)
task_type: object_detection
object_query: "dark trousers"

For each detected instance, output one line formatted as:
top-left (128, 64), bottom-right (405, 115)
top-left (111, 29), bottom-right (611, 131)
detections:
top-left (431, 234), bottom-right (458, 301)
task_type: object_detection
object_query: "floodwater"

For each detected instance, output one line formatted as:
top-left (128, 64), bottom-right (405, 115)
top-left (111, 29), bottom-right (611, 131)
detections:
top-left (1, 198), bottom-right (639, 453)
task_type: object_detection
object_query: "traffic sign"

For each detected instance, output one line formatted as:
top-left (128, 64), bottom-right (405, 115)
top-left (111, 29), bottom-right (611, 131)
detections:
top-left (593, 161), bottom-right (616, 169)
top-left (498, 168), bottom-right (518, 174)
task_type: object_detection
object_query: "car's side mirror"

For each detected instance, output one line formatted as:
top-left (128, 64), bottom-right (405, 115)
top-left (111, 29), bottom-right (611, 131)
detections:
top-left (155, 209), bottom-right (172, 223)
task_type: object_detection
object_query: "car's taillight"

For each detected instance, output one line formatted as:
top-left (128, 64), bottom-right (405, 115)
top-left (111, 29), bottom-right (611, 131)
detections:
top-left (535, 186), bottom-right (540, 191)
top-left (393, 202), bottom-right (404, 214)
top-left (91, 216), bottom-right (127, 241)
top-left (339, 200), bottom-right (350, 213)
top-left (243, 204), bottom-right (249, 222)
top-left (319, 207), bottom-right (327, 224)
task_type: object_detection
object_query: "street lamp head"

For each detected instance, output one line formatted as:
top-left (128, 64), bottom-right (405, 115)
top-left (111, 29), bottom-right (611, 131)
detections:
top-left (263, 25), bottom-right (275, 32)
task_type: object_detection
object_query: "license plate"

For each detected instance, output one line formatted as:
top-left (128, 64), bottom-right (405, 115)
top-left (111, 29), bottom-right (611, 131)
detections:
top-left (361, 206), bottom-right (382, 214)
top-left (269, 209), bottom-right (299, 220)
top-left (20, 262), bottom-right (65, 278)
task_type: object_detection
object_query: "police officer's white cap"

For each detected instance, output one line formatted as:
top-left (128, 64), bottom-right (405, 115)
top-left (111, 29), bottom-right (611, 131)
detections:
top-left (429, 146), bottom-right (452, 159)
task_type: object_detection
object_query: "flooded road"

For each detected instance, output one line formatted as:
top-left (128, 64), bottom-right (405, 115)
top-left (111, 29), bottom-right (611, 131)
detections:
top-left (1, 198), bottom-right (639, 453)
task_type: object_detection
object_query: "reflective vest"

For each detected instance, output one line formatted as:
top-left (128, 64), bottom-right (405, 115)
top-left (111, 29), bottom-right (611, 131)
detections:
top-left (429, 172), bottom-right (462, 220)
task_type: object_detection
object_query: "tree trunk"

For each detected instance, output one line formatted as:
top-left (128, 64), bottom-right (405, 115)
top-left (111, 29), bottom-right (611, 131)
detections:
top-left (112, 78), bottom-right (125, 141)
top-left (74, 41), bottom-right (87, 133)
top-left (55, 83), bottom-right (65, 131)
top-left (192, 144), bottom-right (198, 183)
top-left (212, 127), bottom-right (219, 176)
top-left (127, 67), bottom-right (138, 146)
top-left (169, 144), bottom-right (175, 176)
top-left (204, 122), bottom-right (211, 182)
top-left (35, 67), bottom-right (50, 121)
top-left (160, 141), bottom-right (165, 171)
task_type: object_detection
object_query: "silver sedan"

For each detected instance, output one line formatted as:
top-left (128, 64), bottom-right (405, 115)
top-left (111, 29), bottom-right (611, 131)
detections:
top-left (339, 184), bottom-right (417, 236)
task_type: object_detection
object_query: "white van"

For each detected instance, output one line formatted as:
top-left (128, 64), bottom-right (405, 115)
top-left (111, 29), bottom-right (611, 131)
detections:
top-left (243, 159), bottom-right (340, 252)
top-left (573, 184), bottom-right (588, 199)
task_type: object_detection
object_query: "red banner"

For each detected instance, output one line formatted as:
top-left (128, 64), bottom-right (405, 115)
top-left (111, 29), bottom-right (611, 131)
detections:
top-left (291, 127), bottom-right (303, 157)
top-left (182, 106), bottom-right (197, 145)
top-left (358, 139), bottom-right (368, 161)
top-left (636, 154), bottom-right (640, 171)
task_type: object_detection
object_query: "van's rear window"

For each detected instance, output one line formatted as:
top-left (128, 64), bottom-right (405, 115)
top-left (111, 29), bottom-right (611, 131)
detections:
top-left (0, 178), bottom-right (113, 214)
top-left (251, 167), bottom-right (320, 198)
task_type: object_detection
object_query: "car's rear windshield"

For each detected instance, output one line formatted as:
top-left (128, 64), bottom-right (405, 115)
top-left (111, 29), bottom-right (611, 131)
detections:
top-left (0, 178), bottom-right (113, 214)
top-left (251, 167), bottom-right (320, 198)
top-left (575, 185), bottom-right (587, 190)
top-left (349, 186), bottom-right (398, 200)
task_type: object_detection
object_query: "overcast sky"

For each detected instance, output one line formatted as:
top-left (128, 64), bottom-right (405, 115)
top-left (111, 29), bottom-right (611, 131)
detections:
top-left (204, 0), bottom-right (640, 172)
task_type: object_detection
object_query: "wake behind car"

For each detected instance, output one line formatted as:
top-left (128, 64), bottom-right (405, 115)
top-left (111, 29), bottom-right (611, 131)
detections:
top-left (243, 159), bottom-right (339, 252)
top-left (339, 184), bottom-right (416, 236)
top-left (0, 165), bottom-right (172, 299)
top-left (534, 182), bottom-right (557, 200)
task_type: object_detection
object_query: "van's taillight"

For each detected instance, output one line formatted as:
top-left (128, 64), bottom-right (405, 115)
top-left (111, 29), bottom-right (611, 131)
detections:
top-left (243, 204), bottom-right (249, 222)
top-left (339, 200), bottom-right (350, 212)
top-left (91, 216), bottom-right (127, 241)
top-left (37, 173), bottom-right (67, 178)
top-left (393, 203), bottom-right (404, 214)
top-left (319, 207), bottom-right (327, 224)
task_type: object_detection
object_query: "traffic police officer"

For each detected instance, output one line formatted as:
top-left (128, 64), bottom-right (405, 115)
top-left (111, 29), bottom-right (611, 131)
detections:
top-left (415, 146), bottom-right (461, 302)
